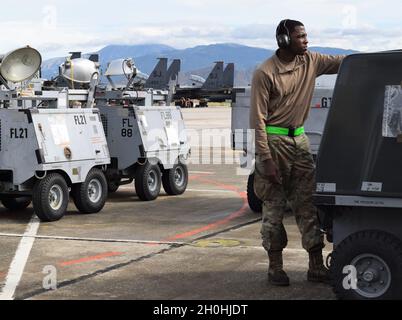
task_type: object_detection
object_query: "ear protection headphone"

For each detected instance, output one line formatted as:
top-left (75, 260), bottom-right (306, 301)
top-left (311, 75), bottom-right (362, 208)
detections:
top-left (276, 19), bottom-right (291, 49)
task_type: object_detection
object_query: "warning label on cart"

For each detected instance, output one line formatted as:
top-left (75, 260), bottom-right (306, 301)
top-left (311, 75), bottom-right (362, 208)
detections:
top-left (316, 183), bottom-right (336, 193)
top-left (361, 182), bottom-right (383, 192)
top-left (49, 115), bottom-right (70, 146)
top-left (383, 85), bottom-right (402, 138)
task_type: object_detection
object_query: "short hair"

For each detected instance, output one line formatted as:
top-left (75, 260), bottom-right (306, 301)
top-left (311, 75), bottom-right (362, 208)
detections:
top-left (276, 19), bottom-right (304, 36)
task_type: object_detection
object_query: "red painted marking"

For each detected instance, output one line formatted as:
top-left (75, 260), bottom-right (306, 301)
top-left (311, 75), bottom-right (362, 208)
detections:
top-left (0, 271), bottom-right (6, 278)
top-left (189, 174), bottom-right (204, 181)
top-left (165, 175), bottom-right (249, 241)
top-left (59, 252), bottom-right (124, 267)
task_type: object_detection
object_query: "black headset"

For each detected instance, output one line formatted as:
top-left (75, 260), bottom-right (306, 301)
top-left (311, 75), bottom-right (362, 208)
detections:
top-left (276, 19), bottom-right (291, 49)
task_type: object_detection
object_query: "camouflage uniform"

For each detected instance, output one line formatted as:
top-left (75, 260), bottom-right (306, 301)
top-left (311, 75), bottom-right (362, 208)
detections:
top-left (254, 133), bottom-right (324, 252)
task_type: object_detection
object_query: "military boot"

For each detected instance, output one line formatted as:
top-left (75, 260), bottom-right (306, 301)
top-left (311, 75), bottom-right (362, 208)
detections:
top-left (307, 248), bottom-right (331, 283)
top-left (268, 250), bottom-right (290, 286)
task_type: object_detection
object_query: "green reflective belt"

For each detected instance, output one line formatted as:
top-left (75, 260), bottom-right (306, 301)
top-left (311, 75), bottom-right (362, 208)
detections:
top-left (266, 126), bottom-right (305, 137)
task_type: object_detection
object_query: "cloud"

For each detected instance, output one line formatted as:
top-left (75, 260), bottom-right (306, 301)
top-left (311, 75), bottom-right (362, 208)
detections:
top-left (0, 0), bottom-right (402, 58)
top-left (1, 19), bottom-right (401, 59)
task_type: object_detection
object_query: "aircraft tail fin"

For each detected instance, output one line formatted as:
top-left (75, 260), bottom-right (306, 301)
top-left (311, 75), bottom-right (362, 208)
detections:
top-left (223, 63), bottom-right (234, 88)
top-left (166, 59), bottom-right (181, 105)
top-left (88, 54), bottom-right (99, 63)
top-left (167, 59), bottom-right (181, 84)
top-left (201, 61), bottom-right (224, 90)
top-left (69, 52), bottom-right (82, 60)
top-left (144, 58), bottom-right (168, 89)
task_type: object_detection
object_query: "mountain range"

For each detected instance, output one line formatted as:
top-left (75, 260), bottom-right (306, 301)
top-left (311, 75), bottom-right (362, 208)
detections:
top-left (41, 43), bottom-right (357, 86)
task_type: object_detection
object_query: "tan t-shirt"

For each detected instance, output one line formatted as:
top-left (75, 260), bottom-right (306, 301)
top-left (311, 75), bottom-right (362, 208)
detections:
top-left (250, 50), bottom-right (345, 161)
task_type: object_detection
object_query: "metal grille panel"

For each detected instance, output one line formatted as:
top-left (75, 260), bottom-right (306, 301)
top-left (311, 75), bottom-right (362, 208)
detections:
top-left (100, 114), bottom-right (108, 137)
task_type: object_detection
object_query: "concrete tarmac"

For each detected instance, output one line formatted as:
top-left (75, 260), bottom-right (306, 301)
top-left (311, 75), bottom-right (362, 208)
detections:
top-left (0, 107), bottom-right (335, 300)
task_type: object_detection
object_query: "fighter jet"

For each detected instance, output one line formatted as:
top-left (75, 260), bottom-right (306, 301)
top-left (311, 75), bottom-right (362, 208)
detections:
top-left (173, 61), bottom-right (235, 104)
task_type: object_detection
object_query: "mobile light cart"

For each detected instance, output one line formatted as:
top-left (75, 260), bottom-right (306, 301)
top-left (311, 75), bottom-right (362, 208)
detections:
top-left (96, 58), bottom-right (191, 201)
top-left (314, 51), bottom-right (402, 299)
top-left (0, 48), bottom-right (110, 222)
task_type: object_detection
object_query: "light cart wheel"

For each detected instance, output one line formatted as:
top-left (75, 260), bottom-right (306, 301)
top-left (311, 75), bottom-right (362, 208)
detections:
top-left (32, 173), bottom-right (69, 222)
top-left (72, 168), bottom-right (108, 214)
top-left (49, 185), bottom-right (64, 211)
top-left (247, 173), bottom-right (262, 214)
top-left (135, 161), bottom-right (161, 201)
top-left (351, 254), bottom-right (391, 299)
top-left (330, 230), bottom-right (402, 300)
top-left (162, 163), bottom-right (188, 195)
top-left (1, 197), bottom-right (32, 211)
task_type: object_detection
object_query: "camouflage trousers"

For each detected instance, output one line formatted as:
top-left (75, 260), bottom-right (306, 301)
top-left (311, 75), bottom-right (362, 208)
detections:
top-left (254, 134), bottom-right (324, 253)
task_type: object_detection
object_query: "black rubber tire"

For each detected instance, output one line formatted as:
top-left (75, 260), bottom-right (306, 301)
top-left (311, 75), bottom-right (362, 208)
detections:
top-left (72, 168), bottom-right (108, 214)
top-left (135, 162), bottom-right (161, 201)
top-left (330, 230), bottom-right (402, 300)
top-left (107, 179), bottom-right (121, 193)
top-left (162, 163), bottom-right (188, 196)
top-left (1, 197), bottom-right (31, 211)
top-left (247, 173), bottom-right (262, 213)
top-left (32, 173), bottom-right (69, 222)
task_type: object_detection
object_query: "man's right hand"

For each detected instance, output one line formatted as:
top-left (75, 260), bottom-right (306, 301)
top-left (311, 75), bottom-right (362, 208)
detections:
top-left (261, 159), bottom-right (282, 185)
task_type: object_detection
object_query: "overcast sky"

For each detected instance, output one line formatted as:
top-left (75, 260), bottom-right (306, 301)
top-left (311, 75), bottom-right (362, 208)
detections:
top-left (1, 0), bottom-right (401, 59)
